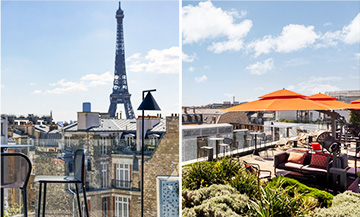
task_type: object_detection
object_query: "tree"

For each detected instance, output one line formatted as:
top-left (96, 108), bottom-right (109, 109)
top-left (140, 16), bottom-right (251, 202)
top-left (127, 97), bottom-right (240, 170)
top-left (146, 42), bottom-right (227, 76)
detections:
top-left (350, 111), bottom-right (360, 126)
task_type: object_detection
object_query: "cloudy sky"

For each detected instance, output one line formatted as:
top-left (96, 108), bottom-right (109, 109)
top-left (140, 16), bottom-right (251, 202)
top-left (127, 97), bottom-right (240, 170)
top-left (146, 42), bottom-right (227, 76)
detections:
top-left (1, 1), bottom-right (179, 122)
top-left (183, 1), bottom-right (360, 106)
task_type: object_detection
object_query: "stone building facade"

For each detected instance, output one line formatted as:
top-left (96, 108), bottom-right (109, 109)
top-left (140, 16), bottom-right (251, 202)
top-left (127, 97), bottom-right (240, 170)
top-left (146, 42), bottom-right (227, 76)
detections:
top-left (143, 116), bottom-right (179, 216)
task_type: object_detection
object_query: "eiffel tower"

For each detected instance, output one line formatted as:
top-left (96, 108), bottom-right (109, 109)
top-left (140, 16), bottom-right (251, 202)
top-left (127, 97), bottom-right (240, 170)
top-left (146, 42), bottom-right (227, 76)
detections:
top-left (108, 2), bottom-right (135, 119)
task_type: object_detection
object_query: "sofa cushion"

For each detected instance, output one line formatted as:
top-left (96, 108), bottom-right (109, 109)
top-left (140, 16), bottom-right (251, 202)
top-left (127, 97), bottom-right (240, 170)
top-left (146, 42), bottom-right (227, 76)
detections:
top-left (278, 162), bottom-right (304, 172)
top-left (301, 165), bottom-right (327, 176)
top-left (311, 142), bottom-right (321, 151)
top-left (309, 154), bottom-right (328, 169)
top-left (288, 152), bottom-right (306, 164)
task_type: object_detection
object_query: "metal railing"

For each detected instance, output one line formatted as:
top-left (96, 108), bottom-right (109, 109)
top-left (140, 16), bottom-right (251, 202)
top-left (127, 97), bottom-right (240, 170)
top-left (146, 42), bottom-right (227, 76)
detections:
top-left (111, 179), bottom-right (131, 189)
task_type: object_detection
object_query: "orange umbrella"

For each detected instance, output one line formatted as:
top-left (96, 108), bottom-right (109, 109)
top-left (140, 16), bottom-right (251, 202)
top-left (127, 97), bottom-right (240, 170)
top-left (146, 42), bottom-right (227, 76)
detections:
top-left (223, 89), bottom-right (330, 112)
top-left (351, 99), bottom-right (360, 104)
top-left (349, 99), bottom-right (360, 110)
top-left (307, 93), bottom-right (356, 110)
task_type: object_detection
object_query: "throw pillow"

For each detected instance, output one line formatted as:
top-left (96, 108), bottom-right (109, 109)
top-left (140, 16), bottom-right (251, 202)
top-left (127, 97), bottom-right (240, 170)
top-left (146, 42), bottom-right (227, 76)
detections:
top-left (309, 154), bottom-right (328, 169)
top-left (288, 152), bottom-right (306, 164)
top-left (311, 143), bottom-right (321, 151)
top-left (292, 148), bottom-right (309, 153)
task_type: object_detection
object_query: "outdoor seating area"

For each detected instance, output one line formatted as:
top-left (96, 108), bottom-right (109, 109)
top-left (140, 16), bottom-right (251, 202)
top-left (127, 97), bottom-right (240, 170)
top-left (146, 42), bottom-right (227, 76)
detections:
top-left (182, 135), bottom-right (360, 216)
top-left (274, 150), bottom-right (332, 183)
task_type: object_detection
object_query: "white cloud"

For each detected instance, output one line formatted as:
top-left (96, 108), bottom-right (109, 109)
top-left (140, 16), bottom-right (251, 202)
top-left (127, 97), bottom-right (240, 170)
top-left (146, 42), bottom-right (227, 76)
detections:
top-left (255, 87), bottom-right (264, 91)
top-left (182, 52), bottom-right (197, 62)
top-left (247, 36), bottom-right (274, 56)
top-left (247, 13), bottom-right (359, 55)
top-left (287, 85), bottom-right (296, 90)
top-left (355, 53), bottom-right (360, 62)
top-left (31, 90), bottom-right (42, 95)
top-left (316, 13), bottom-right (360, 48)
top-left (188, 67), bottom-right (195, 72)
top-left (296, 76), bottom-right (343, 94)
top-left (248, 24), bottom-right (319, 56)
top-left (182, 1), bottom-right (252, 53)
top-left (284, 58), bottom-right (310, 67)
top-left (126, 46), bottom-right (179, 74)
top-left (246, 58), bottom-right (274, 75)
top-left (194, 75), bottom-right (207, 83)
top-left (315, 31), bottom-right (342, 48)
top-left (323, 22), bottom-right (332, 27)
top-left (80, 71), bottom-right (113, 87)
top-left (126, 53), bottom-right (141, 62)
top-left (30, 82), bottom-right (37, 86)
top-left (44, 71), bottom-right (113, 94)
top-left (224, 93), bottom-right (234, 99)
top-left (208, 39), bottom-right (244, 53)
top-left (46, 79), bottom-right (88, 94)
top-left (277, 25), bottom-right (319, 52)
top-left (342, 13), bottom-right (360, 44)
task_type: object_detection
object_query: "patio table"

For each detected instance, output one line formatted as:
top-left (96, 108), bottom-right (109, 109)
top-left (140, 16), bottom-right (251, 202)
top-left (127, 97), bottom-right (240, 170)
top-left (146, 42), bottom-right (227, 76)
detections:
top-left (1, 144), bottom-right (33, 217)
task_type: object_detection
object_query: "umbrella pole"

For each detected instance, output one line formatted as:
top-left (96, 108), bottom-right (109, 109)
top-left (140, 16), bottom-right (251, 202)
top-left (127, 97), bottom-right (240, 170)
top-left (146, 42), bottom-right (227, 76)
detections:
top-left (317, 110), bottom-right (340, 139)
top-left (331, 117), bottom-right (336, 139)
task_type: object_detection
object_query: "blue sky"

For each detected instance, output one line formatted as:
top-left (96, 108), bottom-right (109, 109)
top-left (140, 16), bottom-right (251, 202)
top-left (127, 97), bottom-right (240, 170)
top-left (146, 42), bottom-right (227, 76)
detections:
top-left (1, 0), bottom-right (179, 122)
top-left (182, 1), bottom-right (360, 106)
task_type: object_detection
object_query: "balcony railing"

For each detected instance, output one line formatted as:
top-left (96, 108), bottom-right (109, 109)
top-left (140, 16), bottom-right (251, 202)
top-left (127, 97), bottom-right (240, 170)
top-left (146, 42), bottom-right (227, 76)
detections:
top-left (111, 179), bottom-right (131, 189)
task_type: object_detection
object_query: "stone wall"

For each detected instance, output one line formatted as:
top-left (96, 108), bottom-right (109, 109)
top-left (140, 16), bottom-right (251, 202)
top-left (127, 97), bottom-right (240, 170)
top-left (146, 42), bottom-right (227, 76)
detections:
top-left (143, 116), bottom-right (179, 216)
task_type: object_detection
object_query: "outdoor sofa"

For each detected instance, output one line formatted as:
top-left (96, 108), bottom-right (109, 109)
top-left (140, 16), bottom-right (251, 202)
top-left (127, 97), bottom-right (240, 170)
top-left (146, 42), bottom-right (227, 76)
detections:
top-left (274, 150), bottom-right (337, 183)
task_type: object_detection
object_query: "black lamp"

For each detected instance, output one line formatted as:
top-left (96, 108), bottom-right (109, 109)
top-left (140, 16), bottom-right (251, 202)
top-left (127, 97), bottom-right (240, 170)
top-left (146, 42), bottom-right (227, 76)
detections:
top-left (137, 89), bottom-right (160, 217)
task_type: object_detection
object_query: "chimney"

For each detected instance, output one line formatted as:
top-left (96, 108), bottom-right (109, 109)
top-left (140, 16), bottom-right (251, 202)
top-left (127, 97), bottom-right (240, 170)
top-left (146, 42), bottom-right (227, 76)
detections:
top-left (193, 107), bottom-right (196, 114)
top-left (183, 107), bottom-right (187, 114)
top-left (83, 102), bottom-right (91, 112)
top-left (78, 102), bottom-right (100, 130)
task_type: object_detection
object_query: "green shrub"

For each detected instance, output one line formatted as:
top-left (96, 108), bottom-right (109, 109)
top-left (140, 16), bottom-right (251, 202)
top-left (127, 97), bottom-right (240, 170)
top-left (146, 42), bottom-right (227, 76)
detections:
top-left (350, 111), bottom-right (360, 125)
top-left (268, 176), bottom-right (333, 208)
top-left (214, 157), bottom-right (243, 182)
top-left (312, 191), bottom-right (360, 217)
top-left (276, 119), bottom-right (299, 123)
top-left (182, 160), bottom-right (216, 190)
top-left (228, 169), bottom-right (261, 200)
top-left (182, 184), bottom-right (249, 217)
top-left (182, 157), bottom-right (243, 190)
top-left (249, 184), bottom-right (314, 217)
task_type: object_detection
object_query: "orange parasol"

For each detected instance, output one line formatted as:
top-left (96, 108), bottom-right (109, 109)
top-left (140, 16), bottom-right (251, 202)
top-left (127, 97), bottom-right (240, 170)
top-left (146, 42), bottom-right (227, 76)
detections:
top-left (222, 89), bottom-right (330, 112)
top-left (307, 93), bottom-right (357, 110)
top-left (351, 99), bottom-right (360, 104)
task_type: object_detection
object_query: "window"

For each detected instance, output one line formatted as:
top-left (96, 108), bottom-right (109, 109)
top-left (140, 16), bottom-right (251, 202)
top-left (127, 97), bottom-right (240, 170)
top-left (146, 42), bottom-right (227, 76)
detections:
top-left (69, 161), bottom-right (74, 173)
top-left (101, 137), bottom-right (108, 155)
top-left (102, 197), bottom-right (108, 217)
top-left (87, 158), bottom-right (92, 171)
top-left (102, 164), bottom-right (107, 188)
top-left (126, 137), bottom-right (134, 147)
top-left (114, 197), bottom-right (129, 217)
top-left (116, 164), bottom-right (130, 188)
top-left (66, 137), bottom-right (71, 147)
top-left (81, 199), bottom-right (90, 217)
